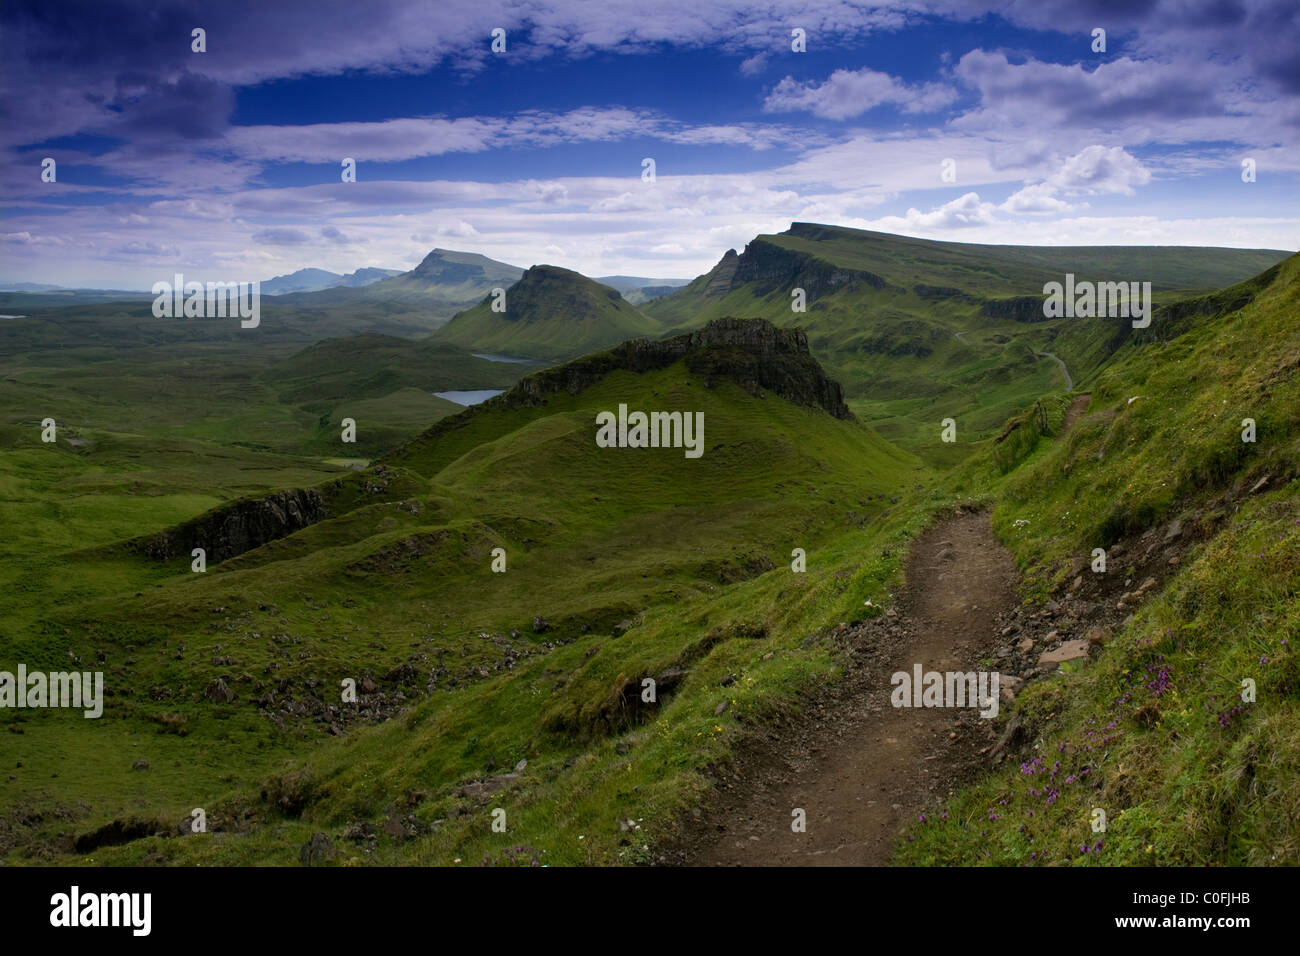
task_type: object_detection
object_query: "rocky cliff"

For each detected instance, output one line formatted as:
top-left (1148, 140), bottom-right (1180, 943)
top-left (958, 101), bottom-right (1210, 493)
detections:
top-left (427, 317), bottom-right (853, 428)
top-left (130, 488), bottom-right (326, 564)
top-left (724, 238), bottom-right (887, 302)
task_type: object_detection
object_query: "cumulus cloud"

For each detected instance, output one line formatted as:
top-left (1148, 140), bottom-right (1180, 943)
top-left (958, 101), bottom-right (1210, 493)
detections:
top-left (890, 192), bottom-right (999, 229)
top-left (764, 67), bottom-right (958, 120)
top-left (1052, 145), bottom-right (1151, 195)
top-left (1000, 182), bottom-right (1076, 214)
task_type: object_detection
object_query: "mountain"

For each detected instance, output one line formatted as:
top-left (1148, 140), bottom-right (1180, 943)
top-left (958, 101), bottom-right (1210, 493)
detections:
top-left (262, 268), bottom-right (350, 295)
top-left (432, 264), bottom-right (661, 361)
top-left (270, 249), bottom-right (526, 327)
top-left (261, 266), bottom-right (402, 295)
top-left (645, 224), bottom-right (1295, 464)
top-left (0, 281), bottom-right (66, 292)
top-left (595, 274), bottom-right (690, 305)
top-left (594, 275), bottom-right (691, 293)
top-left (339, 267), bottom-right (403, 286)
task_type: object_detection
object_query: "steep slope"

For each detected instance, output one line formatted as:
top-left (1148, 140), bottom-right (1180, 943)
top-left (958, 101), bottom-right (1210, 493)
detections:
top-left (646, 225), bottom-right (1294, 465)
top-left (432, 264), bottom-right (661, 361)
top-left (896, 252), bottom-right (1300, 865)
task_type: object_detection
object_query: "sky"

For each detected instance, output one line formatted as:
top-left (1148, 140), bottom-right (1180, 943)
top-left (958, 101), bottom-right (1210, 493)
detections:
top-left (1, 0), bottom-right (1297, 289)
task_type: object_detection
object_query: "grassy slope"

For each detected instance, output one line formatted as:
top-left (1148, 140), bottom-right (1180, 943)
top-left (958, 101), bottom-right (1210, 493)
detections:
top-left (3, 238), bottom-right (1296, 868)
top-left (898, 252), bottom-right (1300, 865)
top-left (434, 266), bottom-right (661, 362)
top-left (645, 226), bottom-right (1293, 466)
top-left (1, 351), bottom-right (936, 865)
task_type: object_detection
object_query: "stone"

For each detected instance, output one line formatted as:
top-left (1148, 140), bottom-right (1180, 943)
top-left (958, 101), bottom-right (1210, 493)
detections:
top-left (204, 678), bottom-right (235, 704)
top-left (1085, 626), bottom-right (1112, 647)
top-left (1039, 640), bottom-right (1091, 667)
top-left (299, 832), bottom-right (338, 866)
top-left (999, 675), bottom-right (1023, 706)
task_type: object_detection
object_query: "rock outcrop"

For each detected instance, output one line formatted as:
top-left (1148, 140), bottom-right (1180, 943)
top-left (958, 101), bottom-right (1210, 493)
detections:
top-left (728, 238), bottom-right (887, 301)
top-left (131, 488), bottom-right (326, 564)
top-left (979, 295), bottom-right (1048, 323)
top-left (481, 317), bottom-right (853, 420)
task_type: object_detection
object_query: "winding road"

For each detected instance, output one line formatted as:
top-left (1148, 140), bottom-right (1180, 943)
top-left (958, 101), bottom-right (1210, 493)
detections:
top-left (954, 330), bottom-right (1073, 393)
top-left (1037, 351), bottom-right (1073, 392)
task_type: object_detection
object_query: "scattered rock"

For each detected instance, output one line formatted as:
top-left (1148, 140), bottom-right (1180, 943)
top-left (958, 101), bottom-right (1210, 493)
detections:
top-left (204, 678), bottom-right (235, 704)
top-left (1085, 626), bottom-right (1112, 647)
top-left (131, 759), bottom-right (150, 771)
top-left (999, 675), bottom-right (1023, 706)
top-left (299, 832), bottom-right (338, 866)
top-left (1039, 640), bottom-right (1091, 668)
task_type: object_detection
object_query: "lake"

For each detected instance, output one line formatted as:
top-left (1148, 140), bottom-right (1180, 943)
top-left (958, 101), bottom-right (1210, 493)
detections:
top-left (472, 352), bottom-right (538, 365)
top-left (434, 389), bottom-right (506, 406)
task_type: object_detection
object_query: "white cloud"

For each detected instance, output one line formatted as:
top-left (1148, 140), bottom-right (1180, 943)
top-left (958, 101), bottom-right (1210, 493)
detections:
top-left (1052, 145), bottom-right (1151, 195)
top-left (764, 67), bottom-right (958, 120)
top-left (1000, 182), bottom-right (1076, 214)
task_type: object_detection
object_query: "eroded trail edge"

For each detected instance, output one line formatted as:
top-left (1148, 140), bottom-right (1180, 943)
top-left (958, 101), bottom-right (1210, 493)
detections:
top-left (674, 510), bottom-right (1020, 866)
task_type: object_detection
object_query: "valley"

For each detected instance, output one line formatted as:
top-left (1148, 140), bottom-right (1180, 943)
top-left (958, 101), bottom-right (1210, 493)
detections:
top-left (1, 225), bottom-right (1297, 870)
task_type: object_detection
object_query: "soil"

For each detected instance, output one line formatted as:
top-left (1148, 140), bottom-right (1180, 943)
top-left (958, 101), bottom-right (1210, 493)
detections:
top-left (669, 509), bottom-right (1020, 865)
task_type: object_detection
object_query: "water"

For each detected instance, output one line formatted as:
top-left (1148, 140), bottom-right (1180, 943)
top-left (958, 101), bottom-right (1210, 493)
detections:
top-left (434, 389), bottom-right (505, 406)
top-left (0, 315), bottom-right (27, 319)
top-left (472, 352), bottom-right (538, 365)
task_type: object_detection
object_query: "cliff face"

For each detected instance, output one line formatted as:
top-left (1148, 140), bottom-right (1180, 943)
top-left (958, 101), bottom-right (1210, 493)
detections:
top-left (460, 317), bottom-right (853, 420)
top-left (728, 238), bottom-right (887, 301)
top-left (699, 249), bottom-right (741, 299)
top-left (980, 296), bottom-right (1049, 323)
top-left (132, 488), bottom-right (326, 564)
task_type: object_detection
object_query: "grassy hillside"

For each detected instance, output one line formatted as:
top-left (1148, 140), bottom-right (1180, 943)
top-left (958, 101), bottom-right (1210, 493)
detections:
top-left (646, 224), bottom-right (1293, 466)
top-left (0, 319), bottom-right (934, 865)
top-left (3, 233), bottom-right (1296, 870)
top-left (434, 265), bottom-right (661, 361)
top-left (897, 251), bottom-right (1300, 865)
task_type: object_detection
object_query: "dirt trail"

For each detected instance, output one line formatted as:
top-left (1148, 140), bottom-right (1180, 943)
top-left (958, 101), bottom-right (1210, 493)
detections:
top-left (676, 511), bottom-right (1019, 866)
top-left (1038, 351), bottom-right (1073, 392)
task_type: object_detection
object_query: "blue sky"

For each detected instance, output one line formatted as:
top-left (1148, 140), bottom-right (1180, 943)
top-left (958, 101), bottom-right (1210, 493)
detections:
top-left (1, 0), bottom-right (1297, 288)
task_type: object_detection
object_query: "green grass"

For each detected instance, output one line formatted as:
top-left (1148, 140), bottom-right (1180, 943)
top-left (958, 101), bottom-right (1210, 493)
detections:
top-left (434, 265), bottom-right (661, 361)
top-left (645, 224), bottom-right (1291, 466)
top-left (2, 233), bottom-right (1296, 869)
top-left (898, 251), bottom-right (1300, 865)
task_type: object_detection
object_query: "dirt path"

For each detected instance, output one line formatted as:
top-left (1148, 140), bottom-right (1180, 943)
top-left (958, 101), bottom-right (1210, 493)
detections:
top-left (674, 511), bottom-right (1020, 866)
top-left (1062, 393), bottom-right (1090, 429)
